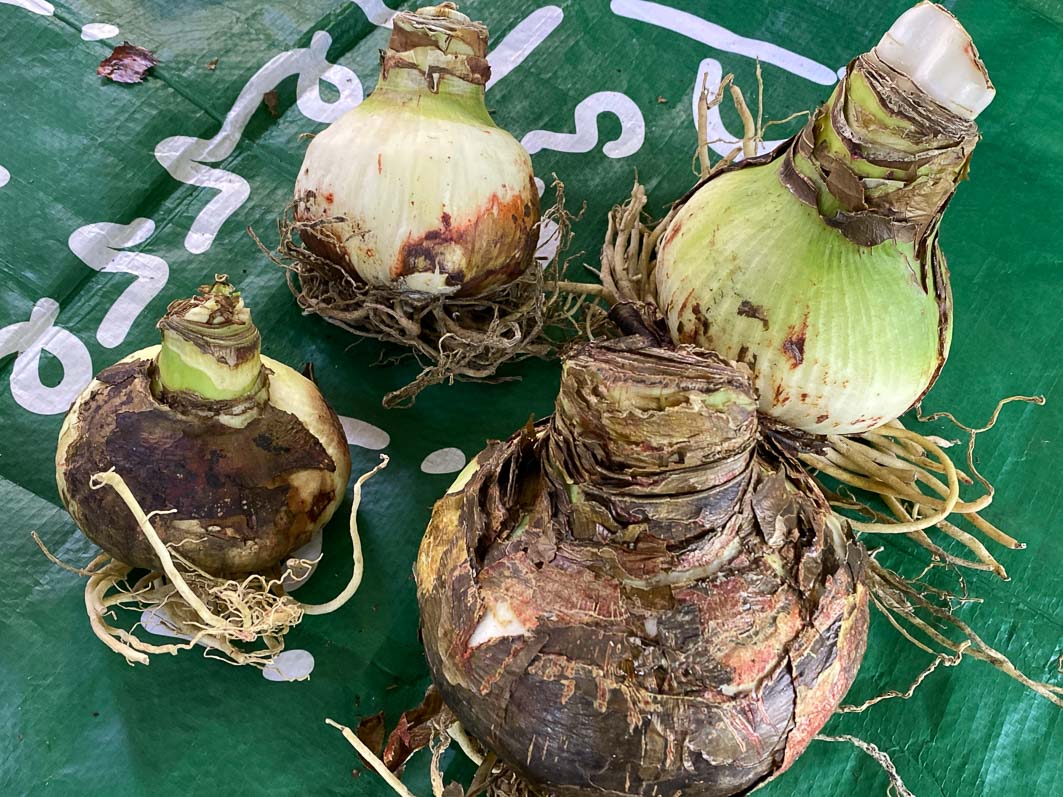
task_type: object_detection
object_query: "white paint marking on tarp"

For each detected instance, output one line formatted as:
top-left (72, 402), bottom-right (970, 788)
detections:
top-left (420, 447), bottom-right (467, 475)
top-left (610, 0), bottom-right (838, 85)
top-left (522, 91), bottom-right (645, 159)
top-left (68, 219), bottom-right (169, 348)
top-left (80, 22), bottom-right (119, 41)
top-left (339, 415), bottom-right (391, 450)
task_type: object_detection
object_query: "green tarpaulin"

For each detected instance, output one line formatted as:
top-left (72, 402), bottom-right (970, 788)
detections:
top-left (1, 1), bottom-right (1061, 794)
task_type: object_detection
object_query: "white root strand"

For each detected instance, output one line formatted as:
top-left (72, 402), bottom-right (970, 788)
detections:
top-left (815, 735), bottom-right (914, 797)
top-left (807, 426), bottom-right (960, 535)
top-left (448, 721), bottom-right (486, 766)
top-left (90, 469), bottom-right (228, 629)
top-left (300, 455), bottom-right (388, 615)
top-left (326, 718), bottom-right (421, 797)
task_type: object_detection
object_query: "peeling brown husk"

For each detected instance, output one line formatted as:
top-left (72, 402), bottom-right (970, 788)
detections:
top-left (256, 182), bottom-right (595, 409)
top-left (382, 4), bottom-right (490, 90)
top-left (97, 42), bottom-right (159, 84)
top-left (783, 51), bottom-right (979, 248)
top-left (415, 338), bottom-right (869, 797)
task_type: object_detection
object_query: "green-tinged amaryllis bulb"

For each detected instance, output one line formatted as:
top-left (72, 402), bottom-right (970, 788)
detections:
top-left (55, 276), bottom-right (351, 576)
top-left (655, 2), bottom-right (994, 435)
top-left (294, 3), bottom-right (540, 297)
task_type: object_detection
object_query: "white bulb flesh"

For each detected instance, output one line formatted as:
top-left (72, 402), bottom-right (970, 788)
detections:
top-left (874, 1), bottom-right (994, 120)
top-left (468, 600), bottom-right (528, 647)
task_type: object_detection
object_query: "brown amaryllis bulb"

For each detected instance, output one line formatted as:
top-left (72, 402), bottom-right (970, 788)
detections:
top-left (416, 338), bottom-right (869, 796)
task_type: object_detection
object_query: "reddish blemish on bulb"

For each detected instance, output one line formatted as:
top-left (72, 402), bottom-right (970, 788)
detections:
top-left (377, 153), bottom-right (383, 174)
top-left (323, 192), bottom-right (334, 204)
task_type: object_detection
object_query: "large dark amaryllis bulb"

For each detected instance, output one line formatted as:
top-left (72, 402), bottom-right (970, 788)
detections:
top-left (416, 339), bottom-right (869, 797)
top-left (655, 2), bottom-right (994, 435)
top-left (56, 276), bottom-right (351, 576)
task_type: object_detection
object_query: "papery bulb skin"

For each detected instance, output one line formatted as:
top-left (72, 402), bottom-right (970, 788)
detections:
top-left (655, 2), bottom-right (991, 435)
top-left (55, 278), bottom-right (351, 576)
top-left (417, 339), bottom-right (868, 797)
top-left (294, 4), bottom-right (540, 297)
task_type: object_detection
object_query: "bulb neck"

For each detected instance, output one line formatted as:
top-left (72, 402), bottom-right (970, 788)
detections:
top-left (154, 275), bottom-right (266, 406)
top-left (782, 47), bottom-right (983, 248)
top-left (373, 4), bottom-right (493, 122)
top-left (545, 339), bottom-right (758, 545)
top-left (372, 64), bottom-right (491, 121)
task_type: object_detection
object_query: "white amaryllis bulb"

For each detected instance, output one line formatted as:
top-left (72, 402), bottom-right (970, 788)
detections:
top-left (655, 2), bottom-right (992, 435)
top-left (294, 4), bottom-right (540, 297)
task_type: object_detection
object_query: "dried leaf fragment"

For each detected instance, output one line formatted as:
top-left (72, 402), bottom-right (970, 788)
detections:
top-left (382, 688), bottom-right (444, 772)
top-left (263, 89), bottom-right (280, 118)
top-left (355, 712), bottom-right (386, 758)
top-left (97, 42), bottom-right (159, 84)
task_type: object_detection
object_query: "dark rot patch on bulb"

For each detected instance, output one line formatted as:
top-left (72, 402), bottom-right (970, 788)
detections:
top-left (392, 186), bottom-right (540, 297)
top-left (690, 302), bottom-right (712, 337)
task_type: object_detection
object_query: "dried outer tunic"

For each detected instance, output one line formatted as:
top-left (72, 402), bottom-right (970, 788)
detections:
top-left (416, 339), bottom-right (869, 797)
top-left (55, 349), bottom-right (351, 576)
top-left (783, 51), bottom-right (980, 248)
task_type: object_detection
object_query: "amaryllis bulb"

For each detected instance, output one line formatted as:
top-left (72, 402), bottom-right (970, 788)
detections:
top-left (55, 276), bottom-right (351, 576)
top-left (417, 339), bottom-right (868, 797)
top-left (294, 4), bottom-right (540, 297)
top-left (655, 2), bottom-right (991, 435)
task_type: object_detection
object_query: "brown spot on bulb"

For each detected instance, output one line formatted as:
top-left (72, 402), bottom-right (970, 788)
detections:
top-left (737, 300), bottom-right (769, 330)
top-left (782, 311), bottom-right (809, 368)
